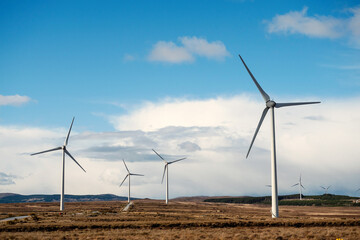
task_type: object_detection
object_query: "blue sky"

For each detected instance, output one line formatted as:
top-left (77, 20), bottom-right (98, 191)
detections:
top-left (1, 0), bottom-right (360, 198)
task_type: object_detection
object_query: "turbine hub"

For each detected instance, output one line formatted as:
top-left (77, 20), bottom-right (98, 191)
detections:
top-left (266, 100), bottom-right (276, 108)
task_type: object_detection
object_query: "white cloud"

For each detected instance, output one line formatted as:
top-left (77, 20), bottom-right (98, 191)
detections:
top-left (266, 6), bottom-right (360, 48)
top-left (0, 94), bottom-right (31, 106)
top-left (1, 95), bottom-right (360, 198)
top-left (348, 7), bottom-right (360, 48)
top-left (148, 41), bottom-right (194, 63)
top-left (266, 7), bottom-right (343, 39)
top-left (148, 36), bottom-right (230, 63)
top-left (180, 36), bottom-right (230, 60)
top-left (123, 54), bottom-right (136, 62)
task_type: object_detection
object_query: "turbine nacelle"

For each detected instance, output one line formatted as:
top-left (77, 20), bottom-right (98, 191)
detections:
top-left (266, 101), bottom-right (276, 108)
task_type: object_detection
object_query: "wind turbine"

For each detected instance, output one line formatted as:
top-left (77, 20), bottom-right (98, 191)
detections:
top-left (31, 117), bottom-right (86, 211)
top-left (320, 185), bottom-right (331, 194)
top-left (152, 149), bottom-right (186, 204)
top-left (291, 174), bottom-right (305, 200)
top-left (239, 55), bottom-right (320, 218)
top-left (119, 159), bottom-right (144, 203)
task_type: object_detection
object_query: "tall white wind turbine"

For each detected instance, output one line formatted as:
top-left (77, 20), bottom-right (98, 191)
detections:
top-left (119, 159), bottom-right (144, 203)
top-left (320, 185), bottom-right (331, 194)
top-left (31, 117), bottom-right (86, 211)
top-left (291, 174), bottom-right (305, 200)
top-left (239, 55), bottom-right (320, 218)
top-left (152, 149), bottom-right (186, 204)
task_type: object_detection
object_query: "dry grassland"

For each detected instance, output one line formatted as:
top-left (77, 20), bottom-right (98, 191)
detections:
top-left (0, 199), bottom-right (359, 239)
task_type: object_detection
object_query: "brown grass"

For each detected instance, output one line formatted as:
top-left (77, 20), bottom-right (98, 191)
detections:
top-left (0, 200), bottom-right (359, 239)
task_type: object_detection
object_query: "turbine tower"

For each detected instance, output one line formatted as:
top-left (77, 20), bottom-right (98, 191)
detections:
top-left (239, 55), bottom-right (320, 218)
top-left (152, 149), bottom-right (186, 204)
top-left (31, 117), bottom-right (86, 211)
top-left (119, 159), bottom-right (144, 203)
top-left (291, 174), bottom-right (305, 200)
top-left (320, 185), bottom-right (331, 194)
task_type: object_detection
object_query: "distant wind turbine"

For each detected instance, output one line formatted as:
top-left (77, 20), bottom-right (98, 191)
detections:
top-left (119, 159), bottom-right (144, 203)
top-left (239, 55), bottom-right (320, 218)
top-left (31, 117), bottom-right (86, 211)
top-left (291, 174), bottom-right (305, 200)
top-left (320, 185), bottom-right (331, 194)
top-left (152, 149), bottom-right (186, 204)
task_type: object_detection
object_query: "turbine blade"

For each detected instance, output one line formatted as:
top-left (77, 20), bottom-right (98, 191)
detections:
top-left (64, 149), bottom-right (86, 173)
top-left (152, 149), bottom-right (166, 162)
top-left (320, 186), bottom-right (325, 189)
top-left (161, 165), bottom-right (167, 184)
top-left (291, 183), bottom-right (299, 187)
top-left (356, 188), bottom-right (360, 192)
top-left (130, 173), bottom-right (144, 176)
top-left (119, 174), bottom-right (129, 187)
top-left (168, 157), bottom-right (186, 164)
top-left (246, 107), bottom-right (269, 158)
top-left (265, 185), bottom-right (271, 187)
top-left (301, 184), bottom-right (305, 189)
top-left (31, 146), bottom-right (62, 156)
top-left (238, 54), bottom-right (270, 102)
top-left (64, 117), bottom-right (75, 146)
top-left (275, 102), bottom-right (320, 108)
top-left (122, 159), bottom-right (130, 173)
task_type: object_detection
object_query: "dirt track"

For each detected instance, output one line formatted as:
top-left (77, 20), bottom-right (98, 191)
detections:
top-left (0, 200), bottom-right (359, 239)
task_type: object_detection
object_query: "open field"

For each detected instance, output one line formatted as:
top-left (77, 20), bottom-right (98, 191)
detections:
top-left (1, 200), bottom-right (360, 239)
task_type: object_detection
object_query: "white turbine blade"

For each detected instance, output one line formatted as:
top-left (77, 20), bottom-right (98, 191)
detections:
top-left (265, 185), bottom-right (271, 187)
top-left (31, 146), bottom-right (62, 156)
top-left (320, 186), bottom-right (325, 189)
top-left (275, 102), bottom-right (320, 108)
top-left (130, 173), bottom-right (144, 176)
top-left (168, 157), bottom-right (186, 164)
top-left (246, 107), bottom-right (269, 158)
top-left (161, 165), bottom-right (167, 184)
top-left (152, 149), bottom-right (166, 162)
top-left (64, 117), bottom-right (75, 146)
top-left (64, 149), bottom-right (86, 173)
top-left (327, 185), bottom-right (331, 190)
top-left (301, 184), bottom-right (305, 189)
top-left (122, 159), bottom-right (130, 173)
top-left (119, 174), bottom-right (129, 187)
top-left (238, 54), bottom-right (270, 102)
top-left (291, 183), bottom-right (299, 187)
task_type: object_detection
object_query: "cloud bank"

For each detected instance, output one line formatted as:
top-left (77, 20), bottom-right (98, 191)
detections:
top-left (148, 36), bottom-right (230, 63)
top-left (265, 6), bottom-right (360, 48)
top-left (1, 95), bottom-right (360, 198)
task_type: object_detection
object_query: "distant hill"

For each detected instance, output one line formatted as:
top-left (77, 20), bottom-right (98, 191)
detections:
top-left (0, 193), bottom-right (132, 203)
top-left (204, 194), bottom-right (360, 207)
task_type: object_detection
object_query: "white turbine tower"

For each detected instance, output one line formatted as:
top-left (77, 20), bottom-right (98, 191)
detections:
top-left (119, 159), bottom-right (144, 203)
top-left (152, 149), bottom-right (186, 204)
top-left (31, 117), bottom-right (86, 211)
top-left (239, 55), bottom-right (320, 218)
top-left (320, 185), bottom-right (331, 194)
top-left (291, 174), bottom-right (305, 200)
